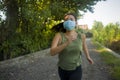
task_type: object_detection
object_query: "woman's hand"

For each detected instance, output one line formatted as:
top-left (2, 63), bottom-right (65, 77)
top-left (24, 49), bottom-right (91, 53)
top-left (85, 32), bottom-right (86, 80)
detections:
top-left (87, 57), bottom-right (94, 64)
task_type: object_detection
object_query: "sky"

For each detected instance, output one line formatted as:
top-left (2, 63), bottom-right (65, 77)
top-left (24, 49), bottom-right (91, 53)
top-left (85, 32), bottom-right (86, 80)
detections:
top-left (0, 11), bottom-right (5, 20)
top-left (0, 0), bottom-right (120, 29)
top-left (78, 0), bottom-right (120, 29)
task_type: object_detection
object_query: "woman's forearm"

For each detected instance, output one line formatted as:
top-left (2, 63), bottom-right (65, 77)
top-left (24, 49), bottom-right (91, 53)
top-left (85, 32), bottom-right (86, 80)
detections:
top-left (83, 43), bottom-right (94, 64)
top-left (50, 41), bottom-right (69, 56)
top-left (82, 34), bottom-right (90, 58)
top-left (83, 44), bottom-right (90, 58)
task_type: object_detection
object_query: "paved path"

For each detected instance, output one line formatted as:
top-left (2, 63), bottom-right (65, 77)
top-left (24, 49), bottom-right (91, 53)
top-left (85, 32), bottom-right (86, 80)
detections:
top-left (0, 39), bottom-right (112, 80)
top-left (82, 39), bottom-right (112, 80)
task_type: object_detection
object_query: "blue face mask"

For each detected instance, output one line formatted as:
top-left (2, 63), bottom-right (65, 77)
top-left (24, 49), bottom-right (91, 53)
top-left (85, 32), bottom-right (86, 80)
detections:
top-left (63, 20), bottom-right (76, 31)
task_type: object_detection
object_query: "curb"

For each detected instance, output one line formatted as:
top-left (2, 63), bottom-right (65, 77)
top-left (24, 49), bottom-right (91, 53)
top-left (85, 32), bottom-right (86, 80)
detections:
top-left (0, 48), bottom-right (50, 67)
top-left (96, 42), bottom-right (120, 58)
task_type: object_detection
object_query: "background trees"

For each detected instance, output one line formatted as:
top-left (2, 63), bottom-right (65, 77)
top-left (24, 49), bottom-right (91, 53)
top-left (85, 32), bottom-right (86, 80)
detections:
top-left (92, 21), bottom-right (120, 54)
top-left (0, 0), bottom-right (105, 61)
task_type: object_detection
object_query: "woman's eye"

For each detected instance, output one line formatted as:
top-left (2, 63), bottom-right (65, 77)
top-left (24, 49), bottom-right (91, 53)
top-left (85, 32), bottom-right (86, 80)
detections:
top-left (71, 19), bottom-right (75, 21)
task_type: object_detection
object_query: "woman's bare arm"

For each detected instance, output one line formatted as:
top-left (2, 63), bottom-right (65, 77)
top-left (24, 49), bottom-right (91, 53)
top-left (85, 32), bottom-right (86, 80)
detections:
top-left (50, 33), bottom-right (70, 56)
top-left (82, 34), bottom-right (94, 64)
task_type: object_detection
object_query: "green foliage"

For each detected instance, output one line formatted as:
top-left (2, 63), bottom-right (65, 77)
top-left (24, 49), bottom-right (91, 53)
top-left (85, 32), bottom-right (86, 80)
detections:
top-left (50, 0), bottom-right (105, 20)
top-left (94, 42), bottom-right (120, 80)
top-left (92, 21), bottom-right (120, 53)
top-left (99, 49), bottom-right (120, 80)
top-left (85, 30), bottom-right (93, 38)
top-left (0, 0), bottom-right (105, 60)
top-left (92, 21), bottom-right (104, 43)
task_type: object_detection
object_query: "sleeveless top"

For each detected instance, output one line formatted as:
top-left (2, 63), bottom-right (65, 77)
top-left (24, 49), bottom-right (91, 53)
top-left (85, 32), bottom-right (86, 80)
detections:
top-left (58, 30), bottom-right (83, 70)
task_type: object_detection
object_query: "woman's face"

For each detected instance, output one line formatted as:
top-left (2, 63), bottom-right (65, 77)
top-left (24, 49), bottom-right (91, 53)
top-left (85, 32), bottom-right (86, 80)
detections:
top-left (64, 15), bottom-right (76, 21)
top-left (63, 15), bottom-right (77, 31)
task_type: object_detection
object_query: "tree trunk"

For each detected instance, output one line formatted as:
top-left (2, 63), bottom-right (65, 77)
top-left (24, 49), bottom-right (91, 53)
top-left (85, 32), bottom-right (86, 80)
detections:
top-left (0, 0), bottom-right (19, 60)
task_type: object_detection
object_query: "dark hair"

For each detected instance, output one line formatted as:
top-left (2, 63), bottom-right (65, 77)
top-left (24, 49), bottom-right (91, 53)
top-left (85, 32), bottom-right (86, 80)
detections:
top-left (51, 13), bottom-right (77, 33)
top-left (51, 22), bottom-right (66, 33)
top-left (64, 13), bottom-right (77, 21)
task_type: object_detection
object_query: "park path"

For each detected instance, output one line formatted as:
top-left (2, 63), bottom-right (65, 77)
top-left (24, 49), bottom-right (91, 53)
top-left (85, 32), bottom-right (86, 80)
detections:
top-left (81, 39), bottom-right (112, 80)
top-left (0, 39), bottom-right (112, 80)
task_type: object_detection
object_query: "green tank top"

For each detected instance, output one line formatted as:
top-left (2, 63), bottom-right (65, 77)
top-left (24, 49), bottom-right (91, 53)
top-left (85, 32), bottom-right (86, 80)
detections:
top-left (58, 30), bottom-right (83, 70)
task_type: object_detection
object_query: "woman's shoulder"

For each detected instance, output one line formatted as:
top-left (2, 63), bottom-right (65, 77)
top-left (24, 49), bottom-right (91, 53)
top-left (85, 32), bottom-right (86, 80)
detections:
top-left (76, 29), bottom-right (86, 39)
top-left (54, 32), bottom-right (64, 40)
top-left (54, 32), bottom-right (61, 37)
top-left (55, 32), bottom-right (64, 36)
top-left (76, 28), bottom-right (85, 34)
top-left (54, 32), bottom-right (63, 44)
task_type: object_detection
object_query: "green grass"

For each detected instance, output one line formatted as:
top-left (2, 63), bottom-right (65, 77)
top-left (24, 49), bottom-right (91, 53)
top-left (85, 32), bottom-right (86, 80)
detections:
top-left (94, 42), bottom-right (120, 80)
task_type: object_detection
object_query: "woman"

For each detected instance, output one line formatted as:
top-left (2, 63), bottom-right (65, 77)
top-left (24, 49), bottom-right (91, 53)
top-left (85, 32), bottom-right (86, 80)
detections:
top-left (50, 13), bottom-right (94, 80)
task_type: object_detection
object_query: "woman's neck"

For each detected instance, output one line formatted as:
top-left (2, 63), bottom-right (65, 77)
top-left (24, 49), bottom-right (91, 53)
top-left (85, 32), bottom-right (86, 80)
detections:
top-left (65, 30), bottom-right (75, 35)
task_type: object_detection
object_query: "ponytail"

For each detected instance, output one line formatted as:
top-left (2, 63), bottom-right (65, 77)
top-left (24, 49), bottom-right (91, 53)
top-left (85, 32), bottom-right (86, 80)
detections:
top-left (51, 12), bottom-right (77, 33)
top-left (51, 22), bottom-right (66, 33)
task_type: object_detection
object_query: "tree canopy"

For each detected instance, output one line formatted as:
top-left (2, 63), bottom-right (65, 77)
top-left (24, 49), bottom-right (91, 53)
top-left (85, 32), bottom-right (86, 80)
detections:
top-left (0, 0), bottom-right (105, 60)
top-left (92, 21), bottom-right (120, 53)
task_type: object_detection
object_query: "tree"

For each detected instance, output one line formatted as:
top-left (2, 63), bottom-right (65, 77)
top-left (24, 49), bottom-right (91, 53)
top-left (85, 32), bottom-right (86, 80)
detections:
top-left (92, 21), bottom-right (120, 51)
top-left (0, 0), bottom-right (19, 59)
top-left (50, 0), bottom-right (106, 20)
top-left (0, 0), bottom-right (106, 60)
top-left (92, 21), bottom-right (104, 43)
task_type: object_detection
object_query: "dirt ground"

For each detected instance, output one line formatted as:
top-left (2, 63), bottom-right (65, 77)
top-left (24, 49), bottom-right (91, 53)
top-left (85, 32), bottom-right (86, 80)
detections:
top-left (0, 39), bottom-right (112, 80)
top-left (81, 39), bottom-right (112, 80)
